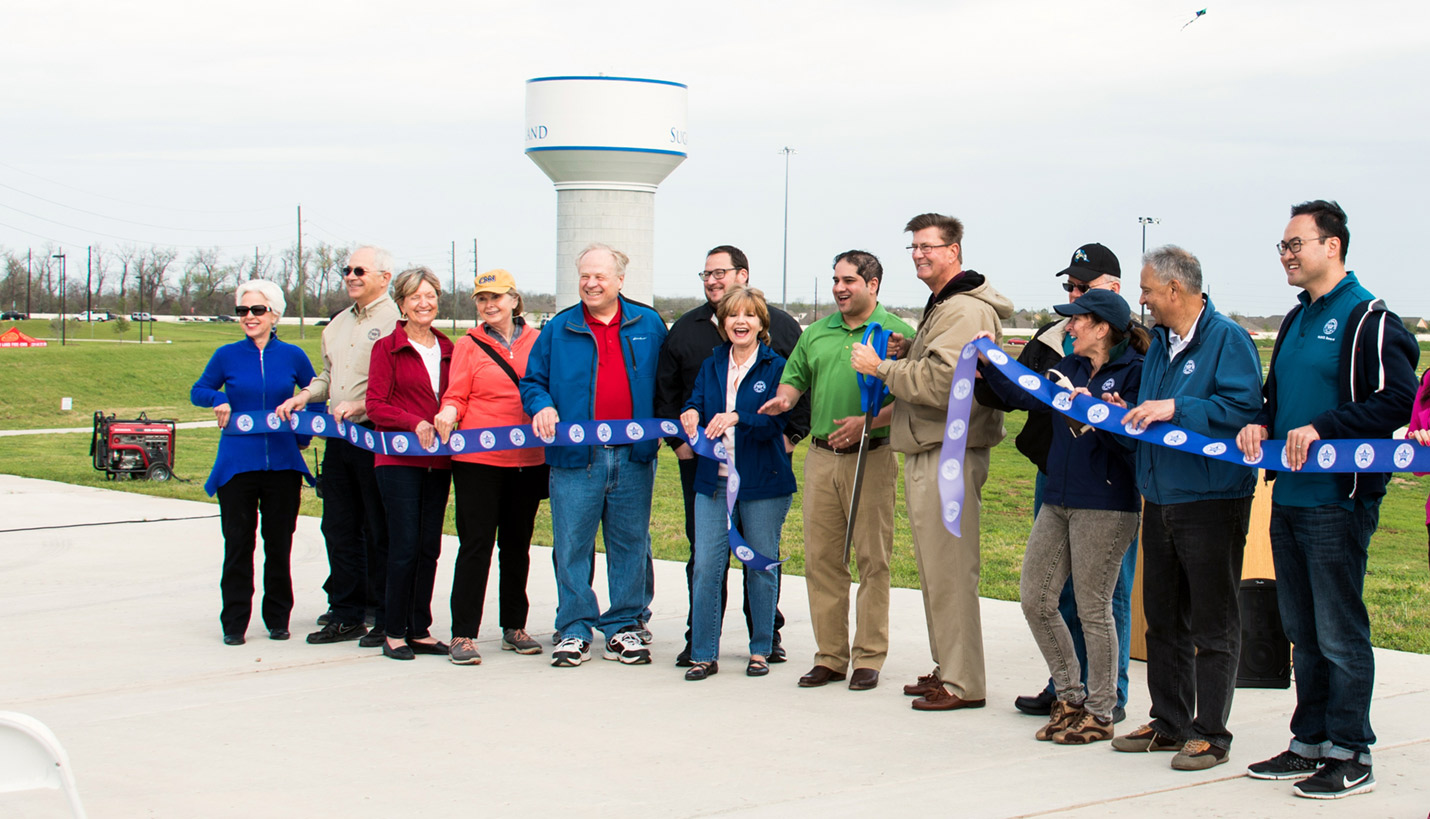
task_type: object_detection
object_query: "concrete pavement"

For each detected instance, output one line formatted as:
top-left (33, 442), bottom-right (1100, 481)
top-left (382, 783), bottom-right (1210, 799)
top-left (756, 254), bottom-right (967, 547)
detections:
top-left (1, 474), bottom-right (1427, 818)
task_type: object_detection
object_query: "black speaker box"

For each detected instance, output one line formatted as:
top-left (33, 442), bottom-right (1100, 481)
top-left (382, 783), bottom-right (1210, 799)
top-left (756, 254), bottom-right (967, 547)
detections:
top-left (1237, 577), bottom-right (1291, 689)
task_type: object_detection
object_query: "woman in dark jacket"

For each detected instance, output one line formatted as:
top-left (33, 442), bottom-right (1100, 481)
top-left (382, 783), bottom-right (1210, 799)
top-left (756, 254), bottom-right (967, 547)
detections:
top-left (366, 266), bottom-right (454, 661)
top-left (679, 287), bottom-right (796, 680)
top-left (978, 289), bottom-right (1148, 744)
top-left (191, 279), bottom-right (316, 645)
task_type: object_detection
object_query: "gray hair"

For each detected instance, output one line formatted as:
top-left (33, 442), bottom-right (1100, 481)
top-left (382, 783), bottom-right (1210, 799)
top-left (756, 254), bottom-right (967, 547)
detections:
top-left (1142, 245), bottom-right (1202, 295)
top-left (350, 245), bottom-right (395, 274)
top-left (392, 266), bottom-right (442, 313)
top-left (576, 242), bottom-right (629, 277)
top-left (235, 279), bottom-right (286, 317)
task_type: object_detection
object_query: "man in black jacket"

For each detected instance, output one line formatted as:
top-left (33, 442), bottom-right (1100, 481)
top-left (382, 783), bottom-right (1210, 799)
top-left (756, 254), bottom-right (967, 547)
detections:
top-left (974, 243), bottom-right (1135, 723)
top-left (655, 245), bottom-right (811, 666)
top-left (1236, 200), bottom-right (1418, 799)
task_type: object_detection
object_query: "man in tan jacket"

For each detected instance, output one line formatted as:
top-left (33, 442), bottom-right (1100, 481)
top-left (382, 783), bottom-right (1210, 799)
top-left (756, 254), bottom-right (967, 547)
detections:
top-left (852, 213), bottom-right (1014, 710)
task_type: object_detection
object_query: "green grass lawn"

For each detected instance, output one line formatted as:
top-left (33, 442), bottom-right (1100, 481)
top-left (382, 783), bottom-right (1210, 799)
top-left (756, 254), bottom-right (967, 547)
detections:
top-left (2, 334), bottom-right (1426, 653)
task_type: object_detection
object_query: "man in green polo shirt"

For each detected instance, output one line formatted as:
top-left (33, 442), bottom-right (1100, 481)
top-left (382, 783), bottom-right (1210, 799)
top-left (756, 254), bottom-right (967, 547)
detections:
top-left (759, 250), bottom-right (914, 691)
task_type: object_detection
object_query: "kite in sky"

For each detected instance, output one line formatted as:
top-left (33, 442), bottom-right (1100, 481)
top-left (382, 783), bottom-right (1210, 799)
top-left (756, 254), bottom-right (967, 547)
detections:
top-left (1181, 8), bottom-right (1207, 30)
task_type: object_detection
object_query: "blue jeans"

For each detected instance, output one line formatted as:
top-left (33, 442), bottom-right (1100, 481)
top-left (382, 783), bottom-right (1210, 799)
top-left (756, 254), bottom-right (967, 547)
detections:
top-left (1270, 501), bottom-right (1379, 764)
top-left (690, 488), bottom-right (790, 663)
top-left (375, 465), bottom-right (450, 640)
top-left (549, 446), bottom-right (655, 643)
top-left (1034, 471), bottom-right (1135, 708)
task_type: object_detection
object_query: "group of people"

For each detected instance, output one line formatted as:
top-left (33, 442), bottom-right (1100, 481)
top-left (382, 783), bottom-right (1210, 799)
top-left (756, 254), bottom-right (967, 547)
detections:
top-left (192, 200), bottom-right (1419, 802)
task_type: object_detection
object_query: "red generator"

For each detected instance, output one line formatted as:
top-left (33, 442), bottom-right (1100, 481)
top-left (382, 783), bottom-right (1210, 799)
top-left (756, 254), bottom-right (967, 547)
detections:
top-left (90, 411), bottom-right (176, 481)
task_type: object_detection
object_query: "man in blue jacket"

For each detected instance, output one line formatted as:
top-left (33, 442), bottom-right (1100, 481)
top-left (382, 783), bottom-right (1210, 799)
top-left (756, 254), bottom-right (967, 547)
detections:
top-left (1235, 201), bottom-right (1418, 799)
top-left (521, 242), bottom-right (668, 668)
top-left (1110, 245), bottom-right (1263, 771)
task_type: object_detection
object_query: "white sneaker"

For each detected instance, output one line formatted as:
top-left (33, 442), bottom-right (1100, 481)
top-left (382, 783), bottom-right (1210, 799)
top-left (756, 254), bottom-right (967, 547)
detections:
top-left (604, 630), bottom-right (652, 664)
top-left (551, 637), bottom-right (591, 667)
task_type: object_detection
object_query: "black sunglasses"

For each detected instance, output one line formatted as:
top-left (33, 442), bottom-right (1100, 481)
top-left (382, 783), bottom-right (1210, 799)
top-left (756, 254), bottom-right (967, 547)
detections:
top-left (342, 265), bottom-right (378, 277)
top-left (235, 305), bottom-right (272, 317)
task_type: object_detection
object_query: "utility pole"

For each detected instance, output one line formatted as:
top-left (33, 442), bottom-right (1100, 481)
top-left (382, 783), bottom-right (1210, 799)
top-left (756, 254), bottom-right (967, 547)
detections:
top-left (780, 147), bottom-right (796, 311)
top-left (1138, 217), bottom-right (1161, 323)
top-left (26, 249), bottom-right (31, 316)
top-left (296, 205), bottom-right (305, 339)
top-left (53, 251), bottom-right (66, 346)
top-left (86, 246), bottom-right (93, 322)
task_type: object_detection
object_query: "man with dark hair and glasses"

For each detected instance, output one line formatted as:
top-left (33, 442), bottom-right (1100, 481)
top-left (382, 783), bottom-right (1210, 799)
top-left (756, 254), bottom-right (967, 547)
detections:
top-left (655, 245), bottom-right (810, 667)
top-left (1235, 200), bottom-right (1418, 799)
top-left (277, 245), bottom-right (400, 645)
top-left (972, 242), bottom-right (1137, 722)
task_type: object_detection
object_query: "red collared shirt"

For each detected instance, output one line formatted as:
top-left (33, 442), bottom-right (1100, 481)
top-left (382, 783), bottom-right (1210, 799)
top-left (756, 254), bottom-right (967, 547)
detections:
top-left (583, 303), bottom-right (633, 421)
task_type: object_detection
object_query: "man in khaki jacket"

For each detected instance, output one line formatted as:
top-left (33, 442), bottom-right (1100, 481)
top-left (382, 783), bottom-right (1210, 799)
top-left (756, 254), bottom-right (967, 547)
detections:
top-left (852, 212), bottom-right (1013, 710)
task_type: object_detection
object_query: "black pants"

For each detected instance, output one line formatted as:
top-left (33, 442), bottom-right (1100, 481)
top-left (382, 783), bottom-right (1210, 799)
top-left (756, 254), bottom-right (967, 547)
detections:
top-left (320, 437), bottom-right (389, 628)
top-left (216, 470), bottom-right (302, 636)
top-left (1142, 496), bottom-right (1252, 750)
top-left (450, 461), bottom-right (549, 638)
top-left (375, 465), bottom-right (450, 640)
top-left (678, 455), bottom-right (785, 650)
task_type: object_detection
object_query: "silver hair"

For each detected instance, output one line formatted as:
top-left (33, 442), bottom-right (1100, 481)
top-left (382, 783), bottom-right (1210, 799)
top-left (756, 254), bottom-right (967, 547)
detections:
top-left (1142, 245), bottom-right (1202, 295)
top-left (392, 266), bottom-right (443, 313)
top-left (350, 245), bottom-right (395, 274)
top-left (235, 279), bottom-right (286, 317)
top-left (576, 242), bottom-right (629, 277)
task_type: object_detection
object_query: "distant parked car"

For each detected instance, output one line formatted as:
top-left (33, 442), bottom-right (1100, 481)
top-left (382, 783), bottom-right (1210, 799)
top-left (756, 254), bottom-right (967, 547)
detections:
top-left (130, 311), bottom-right (153, 322)
top-left (211, 314), bottom-right (237, 323)
top-left (76, 311), bottom-right (115, 322)
top-left (1, 310), bottom-right (28, 321)
top-left (315, 318), bottom-right (331, 327)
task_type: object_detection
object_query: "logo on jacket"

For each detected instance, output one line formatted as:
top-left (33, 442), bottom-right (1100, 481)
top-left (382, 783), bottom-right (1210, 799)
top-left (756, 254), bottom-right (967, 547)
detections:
top-left (1087, 404), bottom-right (1109, 423)
top-left (1102, 378), bottom-right (1115, 392)
top-left (626, 422), bottom-right (644, 440)
top-left (1316, 445), bottom-right (1336, 469)
top-left (479, 431), bottom-right (495, 449)
top-left (1182, 360), bottom-right (1196, 376)
top-left (368, 328), bottom-right (381, 341)
top-left (1323, 318), bottom-right (1339, 336)
top-left (266, 413), bottom-right (281, 430)
top-left (236, 415), bottom-right (253, 432)
top-left (1355, 443), bottom-right (1375, 469)
top-left (392, 436), bottom-right (409, 453)
top-left (568, 425), bottom-right (585, 443)
top-left (753, 380), bottom-right (767, 393)
top-left (596, 423), bottom-right (612, 442)
top-left (946, 419), bottom-right (966, 440)
top-left (1394, 443), bottom-right (1416, 469)
top-left (510, 429), bottom-right (526, 447)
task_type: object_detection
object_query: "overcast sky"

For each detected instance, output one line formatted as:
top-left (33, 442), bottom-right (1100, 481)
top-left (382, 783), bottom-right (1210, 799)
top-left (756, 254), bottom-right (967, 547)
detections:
top-left (3, 1), bottom-right (1427, 316)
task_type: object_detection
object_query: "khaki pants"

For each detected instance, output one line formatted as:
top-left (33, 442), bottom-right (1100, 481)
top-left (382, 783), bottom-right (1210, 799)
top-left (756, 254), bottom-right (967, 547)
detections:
top-left (905, 446), bottom-right (989, 700)
top-left (801, 444), bottom-right (896, 672)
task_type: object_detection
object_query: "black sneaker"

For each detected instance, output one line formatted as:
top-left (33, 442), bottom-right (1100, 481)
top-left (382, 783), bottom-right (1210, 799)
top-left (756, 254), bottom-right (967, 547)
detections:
top-left (552, 637), bottom-right (591, 667)
top-left (306, 621), bottom-right (367, 644)
top-left (1248, 750), bottom-right (1322, 781)
top-left (358, 628), bottom-right (387, 648)
top-left (604, 630), bottom-right (652, 664)
top-left (1293, 758), bottom-right (1375, 800)
top-left (316, 610), bottom-right (334, 626)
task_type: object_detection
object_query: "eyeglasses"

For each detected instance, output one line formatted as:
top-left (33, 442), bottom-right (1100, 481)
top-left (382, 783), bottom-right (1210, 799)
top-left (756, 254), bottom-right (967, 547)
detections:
top-left (342, 265), bottom-right (379, 277)
top-left (235, 305), bottom-right (272, 317)
top-left (906, 243), bottom-right (953, 255)
top-left (1275, 236), bottom-right (1329, 255)
top-left (698, 268), bottom-right (741, 282)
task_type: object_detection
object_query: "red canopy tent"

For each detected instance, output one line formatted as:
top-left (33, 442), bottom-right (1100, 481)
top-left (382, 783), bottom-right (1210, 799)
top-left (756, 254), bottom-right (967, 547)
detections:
top-left (0, 327), bottom-right (47, 347)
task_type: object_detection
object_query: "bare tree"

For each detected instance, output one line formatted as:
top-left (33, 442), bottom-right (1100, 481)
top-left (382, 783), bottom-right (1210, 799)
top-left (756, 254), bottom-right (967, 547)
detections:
top-left (91, 243), bottom-right (111, 302)
top-left (136, 247), bottom-right (178, 314)
top-left (180, 246), bottom-right (234, 314)
top-left (116, 244), bottom-right (140, 312)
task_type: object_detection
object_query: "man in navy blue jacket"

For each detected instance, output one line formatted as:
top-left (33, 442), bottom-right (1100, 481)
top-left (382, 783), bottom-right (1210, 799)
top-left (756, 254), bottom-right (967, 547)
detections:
top-left (1109, 245), bottom-right (1263, 772)
top-left (1235, 201), bottom-right (1418, 799)
top-left (521, 242), bottom-right (668, 669)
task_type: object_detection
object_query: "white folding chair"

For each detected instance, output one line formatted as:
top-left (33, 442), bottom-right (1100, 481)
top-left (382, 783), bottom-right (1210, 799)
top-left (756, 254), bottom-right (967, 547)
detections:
top-left (0, 711), bottom-right (88, 818)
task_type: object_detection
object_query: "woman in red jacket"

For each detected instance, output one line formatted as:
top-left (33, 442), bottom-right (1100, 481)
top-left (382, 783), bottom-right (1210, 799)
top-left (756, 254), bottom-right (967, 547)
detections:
top-left (366, 266), bottom-right (454, 661)
top-left (435, 269), bottom-right (548, 665)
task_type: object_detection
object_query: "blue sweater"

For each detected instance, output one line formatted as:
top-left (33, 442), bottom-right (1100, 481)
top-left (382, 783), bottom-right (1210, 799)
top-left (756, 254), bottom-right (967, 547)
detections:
top-left (981, 345), bottom-right (1143, 512)
top-left (191, 334), bottom-right (317, 496)
top-left (684, 343), bottom-right (797, 500)
top-left (1135, 295), bottom-right (1262, 505)
top-left (520, 296), bottom-right (668, 468)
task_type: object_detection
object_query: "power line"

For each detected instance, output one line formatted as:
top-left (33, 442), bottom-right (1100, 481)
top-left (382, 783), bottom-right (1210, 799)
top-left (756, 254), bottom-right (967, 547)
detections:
top-left (0, 160), bottom-right (275, 215)
top-left (0, 201), bottom-right (289, 250)
top-left (0, 180), bottom-right (287, 232)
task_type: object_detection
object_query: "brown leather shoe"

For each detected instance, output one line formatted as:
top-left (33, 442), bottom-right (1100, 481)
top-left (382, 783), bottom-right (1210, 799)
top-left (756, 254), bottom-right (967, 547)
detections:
top-left (911, 685), bottom-right (987, 711)
top-left (903, 669), bottom-right (942, 697)
top-left (848, 668), bottom-right (879, 691)
top-left (798, 665), bottom-right (847, 687)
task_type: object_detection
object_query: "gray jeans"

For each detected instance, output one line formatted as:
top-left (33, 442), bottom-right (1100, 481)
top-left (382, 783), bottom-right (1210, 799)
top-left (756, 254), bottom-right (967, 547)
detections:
top-left (1020, 504), bottom-right (1138, 720)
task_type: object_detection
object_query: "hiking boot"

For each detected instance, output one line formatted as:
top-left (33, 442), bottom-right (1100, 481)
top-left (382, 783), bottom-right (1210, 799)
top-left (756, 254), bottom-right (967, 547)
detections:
top-left (1247, 750), bottom-right (1322, 781)
top-left (501, 628), bottom-right (543, 655)
top-left (1292, 758), bottom-right (1375, 800)
top-left (1171, 739), bottom-right (1229, 770)
top-left (1112, 724), bottom-right (1181, 753)
top-left (1036, 700), bottom-right (1083, 741)
top-left (449, 636), bottom-right (482, 665)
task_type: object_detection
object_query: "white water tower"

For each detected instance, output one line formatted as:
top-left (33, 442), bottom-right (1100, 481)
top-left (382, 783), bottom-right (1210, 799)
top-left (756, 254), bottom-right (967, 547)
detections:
top-left (525, 76), bottom-right (688, 310)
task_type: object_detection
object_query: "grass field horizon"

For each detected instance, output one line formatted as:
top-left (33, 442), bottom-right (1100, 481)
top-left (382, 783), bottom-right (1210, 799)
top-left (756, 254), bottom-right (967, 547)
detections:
top-left (2, 328), bottom-right (1426, 654)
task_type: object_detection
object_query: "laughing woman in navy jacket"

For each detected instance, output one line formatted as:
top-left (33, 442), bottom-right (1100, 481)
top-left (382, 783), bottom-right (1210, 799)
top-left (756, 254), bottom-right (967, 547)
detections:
top-left (679, 287), bottom-right (797, 680)
top-left (366, 267), bottom-right (454, 661)
top-left (191, 280), bottom-right (316, 645)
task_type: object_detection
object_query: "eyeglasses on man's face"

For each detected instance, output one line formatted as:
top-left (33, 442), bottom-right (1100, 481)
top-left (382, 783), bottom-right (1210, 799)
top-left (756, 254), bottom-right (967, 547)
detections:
top-left (698, 268), bottom-right (740, 282)
top-left (1275, 236), bottom-right (1329, 255)
top-left (906, 243), bottom-right (953, 255)
top-left (342, 265), bottom-right (380, 277)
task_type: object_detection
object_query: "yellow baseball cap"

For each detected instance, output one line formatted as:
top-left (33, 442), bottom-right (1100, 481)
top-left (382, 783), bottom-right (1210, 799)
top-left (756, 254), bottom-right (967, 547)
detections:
top-left (473, 268), bottom-right (517, 295)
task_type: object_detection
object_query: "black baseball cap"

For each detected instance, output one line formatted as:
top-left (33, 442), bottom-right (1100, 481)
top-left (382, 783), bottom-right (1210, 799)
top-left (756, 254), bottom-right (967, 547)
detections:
top-left (1054, 288), bottom-right (1132, 331)
top-left (1055, 243), bottom-right (1121, 280)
